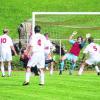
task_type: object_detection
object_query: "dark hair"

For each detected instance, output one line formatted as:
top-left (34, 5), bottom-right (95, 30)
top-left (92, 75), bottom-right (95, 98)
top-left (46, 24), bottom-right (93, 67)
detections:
top-left (34, 25), bottom-right (41, 33)
top-left (21, 47), bottom-right (26, 54)
top-left (3, 29), bottom-right (9, 34)
top-left (77, 36), bottom-right (83, 41)
top-left (44, 33), bottom-right (49, 36)
top-left (88, 37), bottom-right (94, 43)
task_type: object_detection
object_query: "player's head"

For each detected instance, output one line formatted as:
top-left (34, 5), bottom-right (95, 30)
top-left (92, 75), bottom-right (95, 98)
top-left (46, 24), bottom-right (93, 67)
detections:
top-left (21, 48), bottom-right (28, 56)
top-left (88, 37), bottom-right (94, 44)
top-left (3, 28), bottom-right (9, 34)
top-left (44, 33), bottom-right (49, 39)
top-left (21, 47), bottom-right (26, 54)
top-left (34, 25), bottom-right (41, 33)
top-left (77, 36), bottom-right (83, 43)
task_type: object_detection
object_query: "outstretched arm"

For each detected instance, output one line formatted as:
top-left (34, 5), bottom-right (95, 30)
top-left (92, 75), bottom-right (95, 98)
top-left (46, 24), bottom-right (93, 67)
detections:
top-left (69, 31), bottom-right (78, 41)
top-left (80, 33), bottom-right (91, 49)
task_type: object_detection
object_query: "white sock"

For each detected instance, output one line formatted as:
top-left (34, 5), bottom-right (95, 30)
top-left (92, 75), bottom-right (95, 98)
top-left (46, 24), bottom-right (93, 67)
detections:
top-left (40, 71), bottom-right (44, 84)
top-left (78, 66), bottom-right (84, 75)
top-left (1, 65), bottom-right (5, 76)
top-left (50, 66), bottom-right (53, 75)
top-left (95, 66), bottom-right (100, 73)
top-left (8, 65), bottom-right (11, 76)
top-left (25, 72), bottom-right (31, 82)
top-left (50, 69), bottom-right (53, 75)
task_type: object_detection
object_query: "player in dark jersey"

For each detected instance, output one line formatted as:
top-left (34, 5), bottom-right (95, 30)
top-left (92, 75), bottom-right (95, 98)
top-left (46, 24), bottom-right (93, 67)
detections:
top-left (59, 31), bottom-right (86, 75)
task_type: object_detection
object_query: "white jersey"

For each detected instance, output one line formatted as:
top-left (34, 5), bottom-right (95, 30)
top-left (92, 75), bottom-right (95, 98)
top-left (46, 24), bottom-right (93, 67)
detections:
top-left (29, 33), bottom-right (46, 53)
top-left (83, 42), bottom-right (100, 59)
top-left (0, 34), bottom-right (13, 61)
top-left (0, 34), bottom-right (13, 52)
top-left (44, 39), bottom-right (53, 54)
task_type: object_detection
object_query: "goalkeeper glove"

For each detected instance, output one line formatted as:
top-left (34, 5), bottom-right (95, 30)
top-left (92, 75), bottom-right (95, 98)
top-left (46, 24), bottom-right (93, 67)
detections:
top-left (86, 33), bottom-right (91, 38)
top-left (72, 31), bottom-right (78, 36)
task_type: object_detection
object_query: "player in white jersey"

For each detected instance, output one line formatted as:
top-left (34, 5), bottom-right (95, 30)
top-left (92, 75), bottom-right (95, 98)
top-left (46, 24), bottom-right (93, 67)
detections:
top-left (78, 37), bottom-right (100, 75)
top-left (23, 25), bottom-right (46, 86)
top-left (0, 29), bottom-right (17, 77)
top-left (44, 33), bottom-right (54, 75)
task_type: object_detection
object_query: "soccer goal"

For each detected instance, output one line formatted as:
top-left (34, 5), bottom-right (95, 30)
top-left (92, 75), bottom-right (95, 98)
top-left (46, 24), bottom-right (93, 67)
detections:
top-left (32, 12), bottom-right (100, 57)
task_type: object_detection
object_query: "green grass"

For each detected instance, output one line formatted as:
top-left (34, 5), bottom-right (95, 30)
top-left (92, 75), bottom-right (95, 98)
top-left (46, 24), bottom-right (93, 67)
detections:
top-left (0, 71), bottom-right (100, 100)
top-left (36, 15), bottom-right (100, 39)
top-left (0, 0), bottom-right (100, 38)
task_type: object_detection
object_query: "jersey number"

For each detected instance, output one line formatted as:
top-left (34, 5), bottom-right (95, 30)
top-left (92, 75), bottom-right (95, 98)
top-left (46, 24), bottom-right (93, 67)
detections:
top-left (0, 38), bottom-right (6, 43)
top-left (93, 46), bottom-right (97, 51)
top-left (37, 39), bottom-right (41, 46)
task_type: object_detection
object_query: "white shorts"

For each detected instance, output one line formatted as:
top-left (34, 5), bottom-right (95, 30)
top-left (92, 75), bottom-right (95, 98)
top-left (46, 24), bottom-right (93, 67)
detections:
top-left (0, 51), bottom-right (12, 62)
top-left (27, 52), bottom-right (45, 69)
top-left (86, 57), bottom-right (100, 65)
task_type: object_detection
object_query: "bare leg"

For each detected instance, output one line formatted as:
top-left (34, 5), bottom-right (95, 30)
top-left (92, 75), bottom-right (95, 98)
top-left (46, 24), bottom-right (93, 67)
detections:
top-left (50, 62), bottom-right (54, 75)
top-left (59, 55), bottom-right (66, 75)
top-left (8, 61), bottom-right (12, 76)
top-left (25, 67), bottom-right (31, 82)
top-left (39, 68), bottom-right (44, 85)
top-left (0, 61), bottom-right (5, 77)
top-left (78, 62), bottom-right (87, 75)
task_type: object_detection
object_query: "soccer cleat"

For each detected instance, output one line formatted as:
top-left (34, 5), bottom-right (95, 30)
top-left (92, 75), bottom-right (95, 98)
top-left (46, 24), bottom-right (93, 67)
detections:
top-left (97, 72), bottom-right (100, 75)
top-left (59, 70), bottom-right (62, 75)
top-left (2, 75), bottom-right (5, 77)
top-left (39, 84), bottom-right (44, 86)
top-left (23, 81), bottom-right (29, 86)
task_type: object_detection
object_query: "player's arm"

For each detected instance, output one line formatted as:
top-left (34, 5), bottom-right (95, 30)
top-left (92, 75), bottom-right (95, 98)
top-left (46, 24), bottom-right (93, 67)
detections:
top-left (68, 31), bottom-right (77, 44)
top-left (83, 33), bottom-right (91, 43)
top-left (26, 45), bottom-right (33, 57)
top-left (69, 31), bottom-right (77, 40)
top-left (80, 33), bottom-right (91, 49)
top-left (10, 46), bottom-right (17, 55)
top-left (81, 45), bottom-right (89, 62)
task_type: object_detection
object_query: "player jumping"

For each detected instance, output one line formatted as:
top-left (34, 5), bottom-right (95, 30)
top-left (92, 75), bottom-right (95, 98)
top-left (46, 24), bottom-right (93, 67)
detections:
top-left (59, 31), bottom-right (86, 75)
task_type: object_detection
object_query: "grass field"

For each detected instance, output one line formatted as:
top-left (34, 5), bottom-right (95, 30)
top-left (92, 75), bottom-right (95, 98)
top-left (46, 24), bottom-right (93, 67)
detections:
top-left (0, 0), bottom-right (100, 100)
top-left (0, 0), bottom-right (100, 38)
top-left (36, 15), bottom-right (100, 39)
top-left (0, 71), bottom-right (100, 100)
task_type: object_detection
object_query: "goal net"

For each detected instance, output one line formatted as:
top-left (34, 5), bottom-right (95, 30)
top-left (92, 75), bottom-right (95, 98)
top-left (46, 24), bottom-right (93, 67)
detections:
top-left (32, 12), bottom-right (100, 57)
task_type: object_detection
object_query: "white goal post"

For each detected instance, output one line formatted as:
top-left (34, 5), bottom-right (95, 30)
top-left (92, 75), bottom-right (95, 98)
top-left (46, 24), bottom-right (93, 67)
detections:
top-left (32, 12), bottom-right (100, 34)
top-left (32, 12), bottom-right (100, 58)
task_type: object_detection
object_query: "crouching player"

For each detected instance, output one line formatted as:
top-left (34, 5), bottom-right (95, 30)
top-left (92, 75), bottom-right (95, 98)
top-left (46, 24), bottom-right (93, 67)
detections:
top-left (59, 31), bottom-right (86, 75)
top-left (78, 37), bottom-right (100, 75)
top-left (23, 25), bottom-right (46, 86)
top-left (20, 48), bottom-right (39, 75)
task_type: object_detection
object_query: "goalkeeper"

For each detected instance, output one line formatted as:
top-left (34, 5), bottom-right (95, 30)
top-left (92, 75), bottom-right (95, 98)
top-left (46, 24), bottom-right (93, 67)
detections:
top-left (59, 32), bottom-right (89, 75)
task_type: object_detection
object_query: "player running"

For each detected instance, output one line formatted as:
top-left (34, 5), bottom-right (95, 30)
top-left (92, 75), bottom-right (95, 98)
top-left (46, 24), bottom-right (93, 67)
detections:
top-left (78, 37), bottom-right (100, 75)
top-left (23, 25), bottom-right (46, 86)
top-left (0, 29), bottom-right (17, 77)
top-left (59, 31), bottom-right (86, 75)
